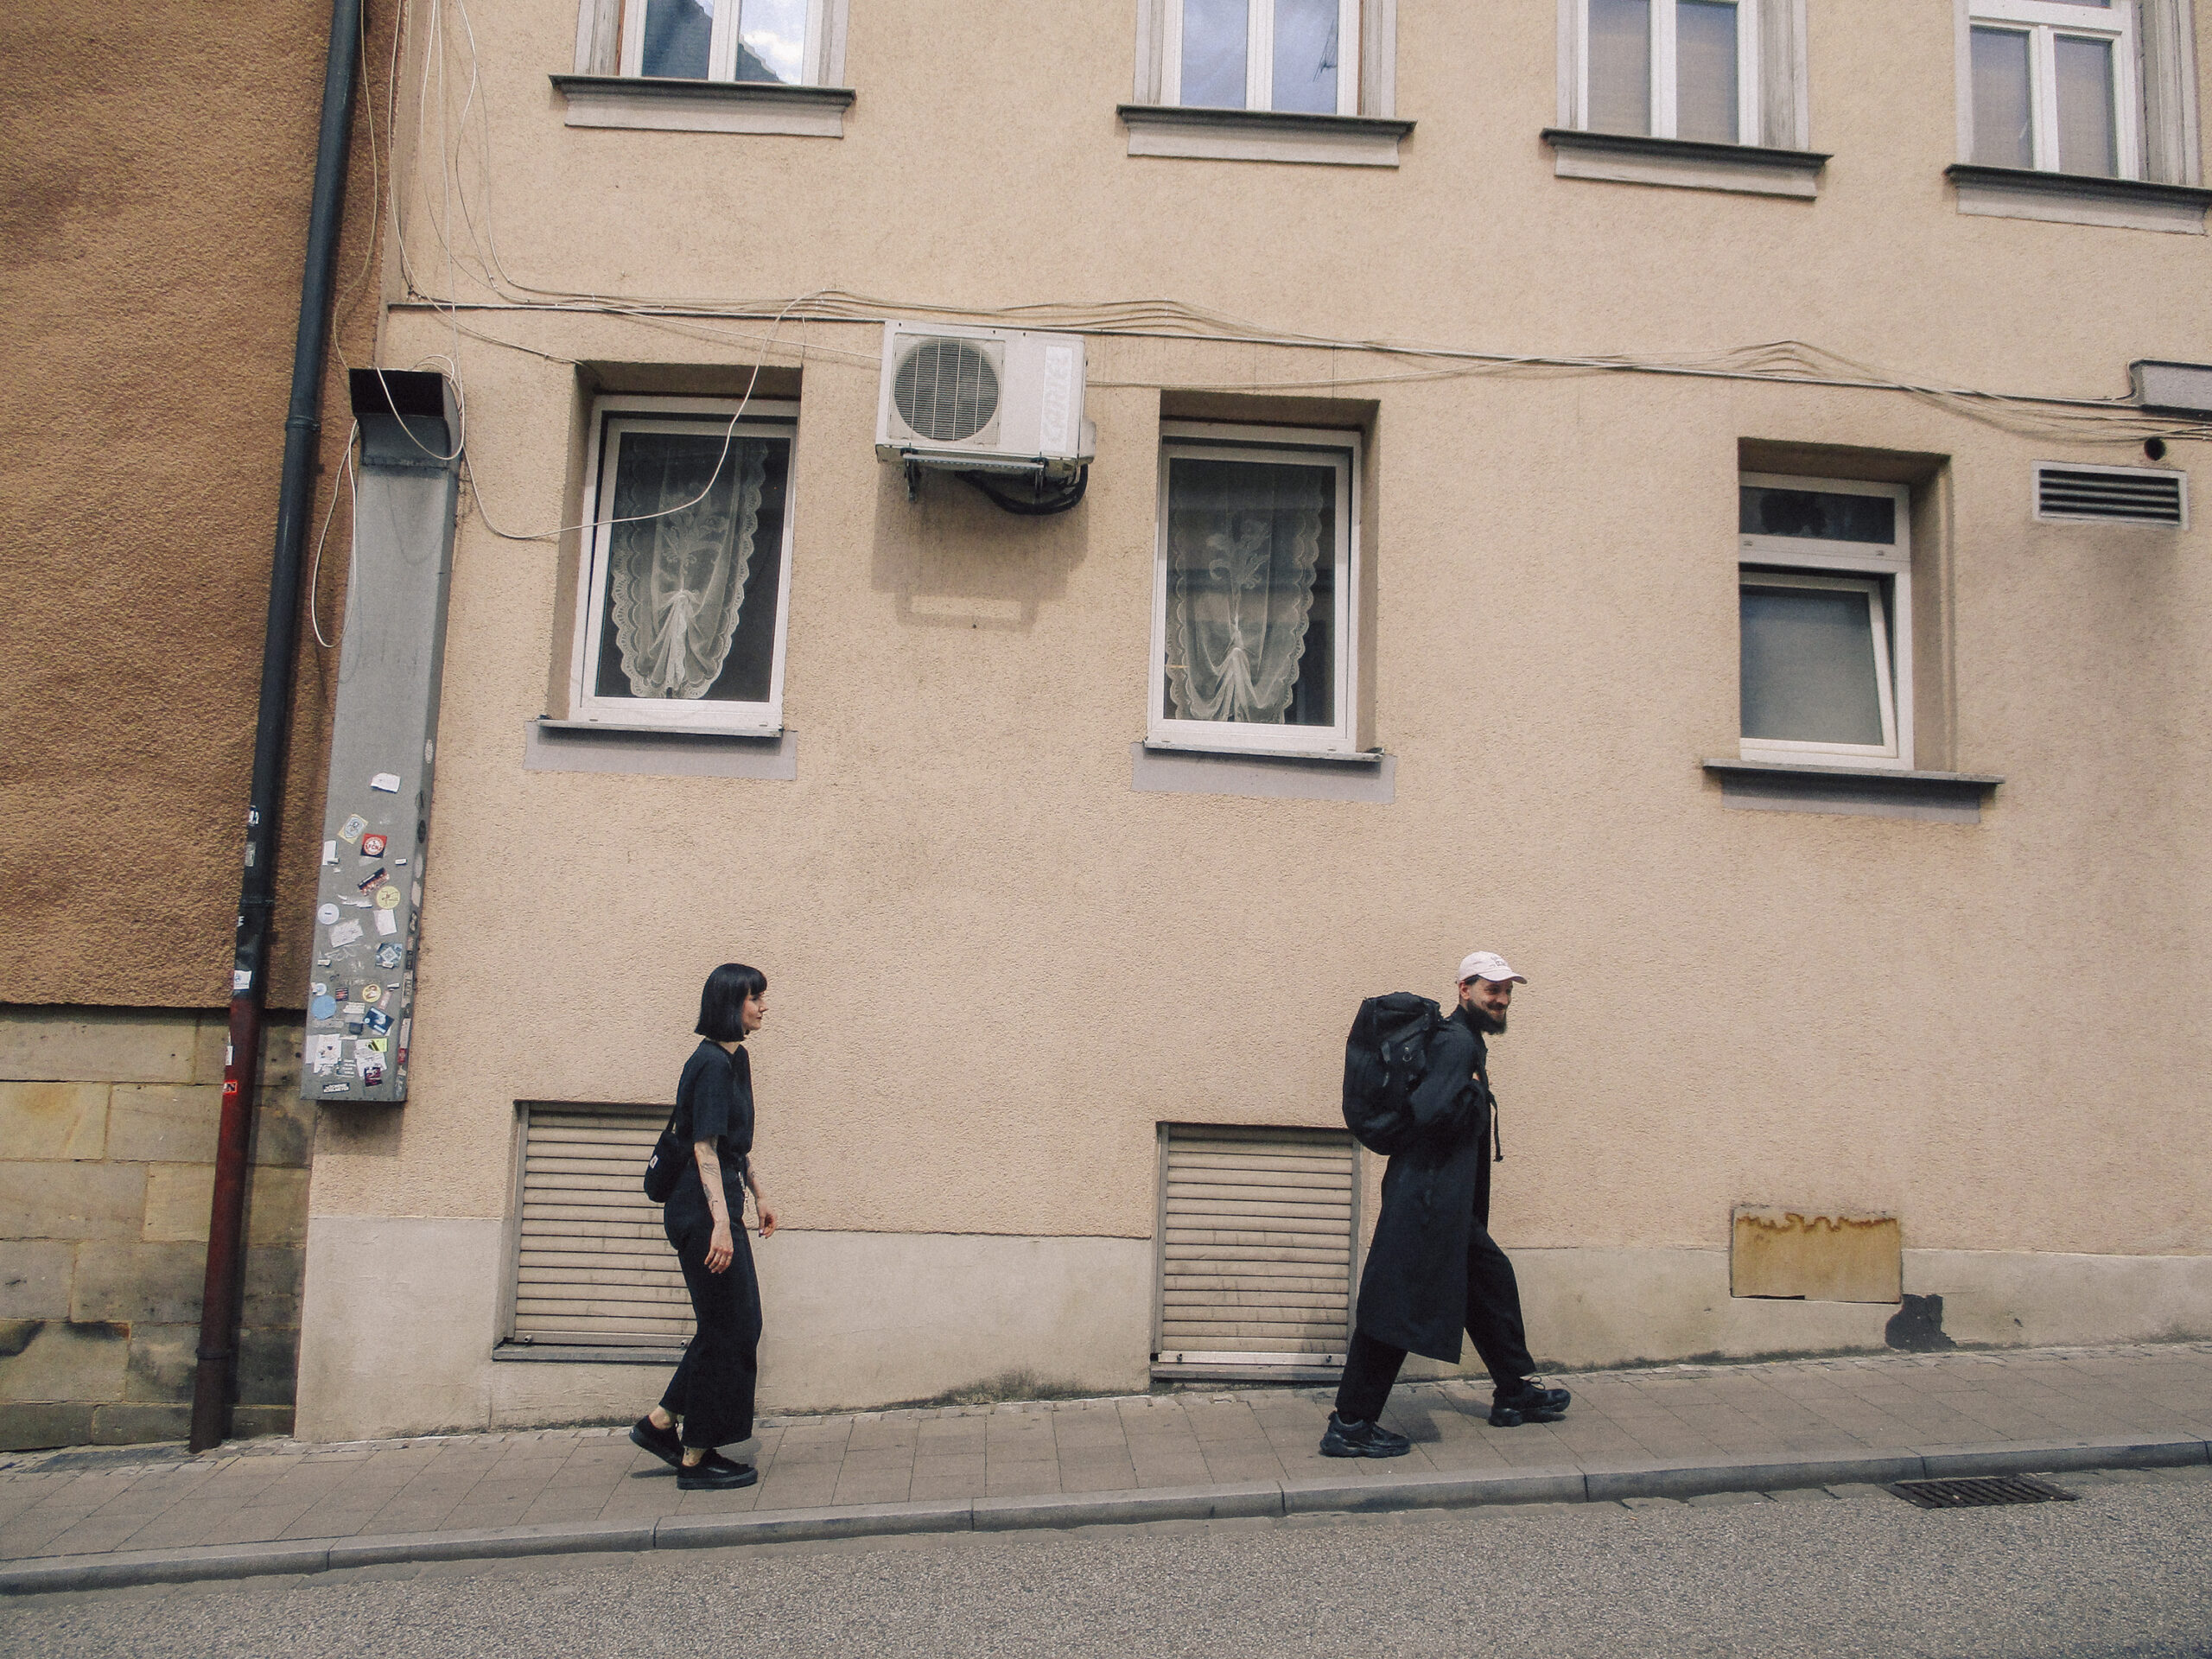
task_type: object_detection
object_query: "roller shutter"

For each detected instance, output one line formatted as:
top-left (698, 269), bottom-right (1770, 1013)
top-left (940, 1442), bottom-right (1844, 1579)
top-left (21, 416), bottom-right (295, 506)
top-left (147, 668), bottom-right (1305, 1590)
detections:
top-left (1153, 1123), bottom-right (1360, 1378)
top-left (511, 1104), bottom-right (690, 1348)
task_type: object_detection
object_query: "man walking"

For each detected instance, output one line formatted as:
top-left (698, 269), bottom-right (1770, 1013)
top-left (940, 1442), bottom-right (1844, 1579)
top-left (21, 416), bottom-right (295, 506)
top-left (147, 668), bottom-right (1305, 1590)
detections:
top-left (1322, 950), bottom-right (1569, 1457)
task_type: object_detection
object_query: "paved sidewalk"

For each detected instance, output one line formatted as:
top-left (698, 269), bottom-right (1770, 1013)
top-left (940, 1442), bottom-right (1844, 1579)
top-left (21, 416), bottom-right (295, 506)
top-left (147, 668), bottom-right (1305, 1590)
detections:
top-left (3, 1340), bottom-right (2209, 1592)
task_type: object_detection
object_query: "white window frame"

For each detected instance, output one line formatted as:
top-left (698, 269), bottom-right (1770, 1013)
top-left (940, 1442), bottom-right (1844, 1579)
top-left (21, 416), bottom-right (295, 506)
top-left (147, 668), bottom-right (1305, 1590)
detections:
top-left (1570, 0), bottom-right (1763, 142)
top-left (1961, 0), bottom-right (2144, 177)
top-left (1150, 423), bottom-right (1362, 759)
top-left (569, 395), bottom-right (799, 737)
top-left (613, 0), bottom-right (833, 84)
top-left (1160, 0), bottom-right (1363, 115)
top-left (1738, 474), bottom-right (1913, 772)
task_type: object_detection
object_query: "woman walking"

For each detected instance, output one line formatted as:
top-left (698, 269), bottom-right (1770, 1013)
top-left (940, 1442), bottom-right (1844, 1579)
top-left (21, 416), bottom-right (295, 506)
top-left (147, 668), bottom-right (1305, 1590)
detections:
top-left (632, 963), bottom-right (779, 1490)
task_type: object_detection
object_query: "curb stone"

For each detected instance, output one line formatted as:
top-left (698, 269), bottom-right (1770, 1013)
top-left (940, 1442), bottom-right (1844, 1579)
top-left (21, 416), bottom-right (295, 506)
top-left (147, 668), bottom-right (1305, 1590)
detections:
top-left (3, 1436), bottom-right (2208, 1596)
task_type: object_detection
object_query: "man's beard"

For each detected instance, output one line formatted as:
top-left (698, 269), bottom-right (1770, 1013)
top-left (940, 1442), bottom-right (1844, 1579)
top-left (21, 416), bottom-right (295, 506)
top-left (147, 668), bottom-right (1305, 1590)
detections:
top-left (1469, 1006), bottom-right (1508, 1035)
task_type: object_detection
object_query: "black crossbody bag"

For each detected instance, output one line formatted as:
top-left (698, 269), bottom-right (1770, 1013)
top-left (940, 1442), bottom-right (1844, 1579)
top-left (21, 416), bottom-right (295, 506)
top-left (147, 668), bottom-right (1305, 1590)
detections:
top-left (643, 1104), bottom-right (686, 1204)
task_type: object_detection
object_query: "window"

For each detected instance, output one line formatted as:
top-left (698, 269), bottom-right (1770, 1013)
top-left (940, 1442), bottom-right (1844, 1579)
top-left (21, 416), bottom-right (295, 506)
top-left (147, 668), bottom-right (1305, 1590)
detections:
top-left (1967, 0), bottom-right (2140, 176)
top-left (1153, 1124), bottom-right (1358, 1380)
top-left (1150, 424), bottom-right (1360, 758)
top-left (620, 0), bottom-right (828, 84)
top-left (508, 1104), bottom-right (690, 1351)
top-left (569, 397), bottom-right (798, 735)
top-left (1580, 0), bottom-right (1761, 143)
top-left (1163, 0), bottom-right (1361, 114)
top-left (1738, 475), bottom-right (1913, 770)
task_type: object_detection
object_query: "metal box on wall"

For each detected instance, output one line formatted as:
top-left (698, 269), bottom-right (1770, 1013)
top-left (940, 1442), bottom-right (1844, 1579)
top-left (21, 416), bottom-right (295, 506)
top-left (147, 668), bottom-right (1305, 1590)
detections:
top-left (302, 371), bottom-right (460, 1103)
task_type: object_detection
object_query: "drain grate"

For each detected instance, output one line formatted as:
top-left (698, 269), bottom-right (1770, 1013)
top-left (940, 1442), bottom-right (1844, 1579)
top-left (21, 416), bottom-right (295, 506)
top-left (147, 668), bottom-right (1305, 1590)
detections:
top-left (1888, 1475), bottom-right (2079, 1510)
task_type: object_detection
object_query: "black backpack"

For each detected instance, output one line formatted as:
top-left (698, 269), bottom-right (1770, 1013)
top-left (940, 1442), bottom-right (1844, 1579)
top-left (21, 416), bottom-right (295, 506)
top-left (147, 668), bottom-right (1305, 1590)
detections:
top-left (1341, 992), bottom-right (1445, 1155)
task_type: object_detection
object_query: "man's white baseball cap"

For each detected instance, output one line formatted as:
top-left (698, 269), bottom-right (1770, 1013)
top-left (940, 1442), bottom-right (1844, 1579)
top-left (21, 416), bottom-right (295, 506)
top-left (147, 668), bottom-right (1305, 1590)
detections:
top-left (1458, 951), bottom-right (1526, 985)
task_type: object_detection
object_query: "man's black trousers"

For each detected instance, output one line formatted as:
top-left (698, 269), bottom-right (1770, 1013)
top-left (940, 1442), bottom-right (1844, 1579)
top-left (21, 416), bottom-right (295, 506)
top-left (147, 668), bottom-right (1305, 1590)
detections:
top-left (1336, 1224), bottom-right (1537, 1423)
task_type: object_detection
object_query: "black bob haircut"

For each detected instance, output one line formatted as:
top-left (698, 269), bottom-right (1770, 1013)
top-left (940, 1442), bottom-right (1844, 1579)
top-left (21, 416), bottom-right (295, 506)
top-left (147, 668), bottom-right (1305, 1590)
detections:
top-left (696, 963), bottom-right (768, 1041)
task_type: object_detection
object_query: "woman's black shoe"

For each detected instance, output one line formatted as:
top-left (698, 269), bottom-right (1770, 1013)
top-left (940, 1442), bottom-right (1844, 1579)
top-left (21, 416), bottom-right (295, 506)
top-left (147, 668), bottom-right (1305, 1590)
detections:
top-left (629, 1415), bottom-right (683, 1469)
top-left (677, 1451), bottom-right (760, 1491)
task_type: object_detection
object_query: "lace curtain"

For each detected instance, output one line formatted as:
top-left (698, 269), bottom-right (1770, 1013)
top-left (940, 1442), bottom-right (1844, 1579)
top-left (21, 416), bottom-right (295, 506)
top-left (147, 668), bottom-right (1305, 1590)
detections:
top-left (606, 434), bottom-right (769, 700)
top-left (1163, 459), bottom-right (1329, 724)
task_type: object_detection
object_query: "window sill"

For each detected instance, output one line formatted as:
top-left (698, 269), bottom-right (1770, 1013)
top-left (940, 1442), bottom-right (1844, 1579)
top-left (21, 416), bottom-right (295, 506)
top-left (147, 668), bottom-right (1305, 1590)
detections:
top-left (1945, 164), bottom-right (2212, 235)
top-left (1132, 741), bottom-right (1395, 804)
top-left (493, 1342), bottom-right (683, 1365)
top-left (1703, 759), bottom-right (2002, 823)
top-left (1541, 128), bottom-right (1827, 199)
top-left (524, 719), bottom-right (798, 781)
top-left (550, 74), bottom-right (854, 137)
top-left (1116, 104), bottom-right (1414, 168)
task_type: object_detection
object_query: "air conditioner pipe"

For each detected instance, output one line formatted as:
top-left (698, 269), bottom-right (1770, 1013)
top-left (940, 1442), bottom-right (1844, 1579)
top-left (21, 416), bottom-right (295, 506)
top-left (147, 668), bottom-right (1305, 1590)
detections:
top-left (190, 0), bottom-right (364, 1455)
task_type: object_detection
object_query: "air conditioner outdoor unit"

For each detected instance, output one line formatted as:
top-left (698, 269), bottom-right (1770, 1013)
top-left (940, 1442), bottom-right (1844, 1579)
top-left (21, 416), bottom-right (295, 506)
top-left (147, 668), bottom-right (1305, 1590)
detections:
top-left (875, 321), bottom-right (1095, 482)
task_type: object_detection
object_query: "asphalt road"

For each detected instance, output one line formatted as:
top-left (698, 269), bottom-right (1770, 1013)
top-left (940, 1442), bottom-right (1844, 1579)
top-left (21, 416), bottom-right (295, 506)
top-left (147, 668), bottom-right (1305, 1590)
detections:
top-left (6, 1467), bottom-right (2209, 1659)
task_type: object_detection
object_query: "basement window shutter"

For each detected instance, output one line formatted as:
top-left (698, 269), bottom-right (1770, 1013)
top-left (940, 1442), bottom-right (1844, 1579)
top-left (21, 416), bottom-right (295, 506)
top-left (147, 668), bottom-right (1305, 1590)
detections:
top-left (512, 1103), bottom-right (692, 1348)
top-left (2034, 463), bottom-right (2188, 527)
top-left (1154, 1123), bottom-right (1359, 1378)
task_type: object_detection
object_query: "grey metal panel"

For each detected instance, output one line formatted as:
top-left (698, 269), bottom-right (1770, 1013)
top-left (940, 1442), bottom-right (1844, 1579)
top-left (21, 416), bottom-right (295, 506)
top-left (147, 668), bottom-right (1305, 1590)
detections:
top-left (1130, 743), bottom-right (1394, 804)
top-left (524, 721), bottom-right (798, 781)
top-left (301, 400), bottom-right (460, 1104)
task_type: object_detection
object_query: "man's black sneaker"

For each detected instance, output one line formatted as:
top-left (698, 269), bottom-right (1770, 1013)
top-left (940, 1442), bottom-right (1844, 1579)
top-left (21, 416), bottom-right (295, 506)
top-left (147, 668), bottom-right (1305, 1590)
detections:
top-left (677, 1451), bottom-right (760, 1491)
top-left (1489, 1378), bottom-right (1571, 1427)
top-left (629, 1415), bottom-right (683, 1470)
top-left (1319, 1412), bottom-right (1413, 1458)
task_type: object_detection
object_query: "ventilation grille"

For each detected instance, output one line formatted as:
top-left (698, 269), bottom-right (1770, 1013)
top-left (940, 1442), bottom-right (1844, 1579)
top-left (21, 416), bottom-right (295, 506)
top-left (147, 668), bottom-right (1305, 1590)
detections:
top-left (893, 337), bottom-right (1001, 443)
top-left (1154, 1124), bottom-right (1357, 1370)
top-left (1888, 1476), bottom-right (2079, 1510)
top-left (2035, 464), bottom-right (2186, 527)
top-left (512, 1106), bottom-right (690, 1348)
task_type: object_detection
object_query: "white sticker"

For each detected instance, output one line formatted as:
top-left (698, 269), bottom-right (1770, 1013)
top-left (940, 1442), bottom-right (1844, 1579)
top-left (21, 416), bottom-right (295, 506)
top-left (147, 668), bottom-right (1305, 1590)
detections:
top-left (232, 969), bottom-right (252, 992)
top-left (370, 772), bottom-right (402, 793)
top-left (398, 1019), bottom-right (411, 1047)
top-left (322, 840), bottom-right (338, 865)
top-left (309, 1034), bottom-right (343, 1065)
top-left (310, 982), bottom-right (327, 997)
top-left (373, 907), bottom-right (398, 936)
top-left (328, 919), bottom-right (365, 948)
top-left (316, 903), bottom-right (340, 925)
top-left (424, 739), bottom-right (435, 763)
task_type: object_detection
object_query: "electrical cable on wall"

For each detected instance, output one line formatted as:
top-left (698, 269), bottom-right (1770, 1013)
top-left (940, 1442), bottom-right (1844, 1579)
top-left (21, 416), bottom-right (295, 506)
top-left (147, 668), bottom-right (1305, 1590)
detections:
top-left (958, 466), bottom-right (1090, 517)
top-left (366, 0), bottom-right (2209, 550)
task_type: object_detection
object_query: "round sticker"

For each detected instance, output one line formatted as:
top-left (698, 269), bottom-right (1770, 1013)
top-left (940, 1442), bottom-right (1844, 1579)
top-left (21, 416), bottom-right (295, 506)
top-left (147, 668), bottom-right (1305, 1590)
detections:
top-left (375, 885), bottom-right (402, 910)
top-left (362, 982), bottom-right (383, 1005)
top-left (309, 995), bottom-right (338, 1020)
top-left (317, 903), bottom-right (340, 925)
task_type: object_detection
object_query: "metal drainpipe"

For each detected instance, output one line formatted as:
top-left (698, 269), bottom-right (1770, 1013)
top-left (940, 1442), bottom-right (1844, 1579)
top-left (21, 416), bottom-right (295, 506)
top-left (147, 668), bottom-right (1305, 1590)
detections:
top-left (190, 0), bottom-right (365, 1455)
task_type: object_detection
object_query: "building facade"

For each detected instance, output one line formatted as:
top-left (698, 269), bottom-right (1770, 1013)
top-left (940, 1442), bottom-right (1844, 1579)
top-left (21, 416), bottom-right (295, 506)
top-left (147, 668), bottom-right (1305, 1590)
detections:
top-left (232, 0), bottom-right (2212, 1441)
top-left (0, 3), bottom-right (385, 1446)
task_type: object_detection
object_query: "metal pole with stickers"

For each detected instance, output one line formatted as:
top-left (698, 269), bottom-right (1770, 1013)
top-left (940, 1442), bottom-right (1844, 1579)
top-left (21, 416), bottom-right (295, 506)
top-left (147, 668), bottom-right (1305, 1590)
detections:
top-left (302, 369), bottom-right (461, 1104)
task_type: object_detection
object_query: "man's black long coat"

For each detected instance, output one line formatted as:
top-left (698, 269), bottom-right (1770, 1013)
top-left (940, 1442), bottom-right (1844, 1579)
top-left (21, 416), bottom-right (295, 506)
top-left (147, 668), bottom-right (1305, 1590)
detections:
top-left (1351, 1004), bottom-right (1495, 1363)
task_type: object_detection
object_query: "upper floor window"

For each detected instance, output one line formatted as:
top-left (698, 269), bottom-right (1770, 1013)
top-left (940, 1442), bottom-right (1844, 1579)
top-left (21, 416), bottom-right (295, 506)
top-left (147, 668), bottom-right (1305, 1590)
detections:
top-left (1164, 0), bottom-right (1362, 115)
top-left (624, 0), bottom-right (824, 83)
top-left (570, 397), bottom-right (798, 736)
top-left (1967, 0), bottom-right (2140, 176)
top-left (1580, 0), bottom-right (1763, 143)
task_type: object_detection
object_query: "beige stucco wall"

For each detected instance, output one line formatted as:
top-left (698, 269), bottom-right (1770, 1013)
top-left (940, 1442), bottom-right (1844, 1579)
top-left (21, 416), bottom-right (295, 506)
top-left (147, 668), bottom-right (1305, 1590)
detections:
top-left (0, 2), bottom-right (390, 1010)
top-left (298, 0), bottom-right (2209, 1431)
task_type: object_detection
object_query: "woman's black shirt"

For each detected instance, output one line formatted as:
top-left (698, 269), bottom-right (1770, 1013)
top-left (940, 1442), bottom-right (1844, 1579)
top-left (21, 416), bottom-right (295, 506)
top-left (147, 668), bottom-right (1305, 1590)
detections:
top-left (668, 1039), bottom-right (753, 1217)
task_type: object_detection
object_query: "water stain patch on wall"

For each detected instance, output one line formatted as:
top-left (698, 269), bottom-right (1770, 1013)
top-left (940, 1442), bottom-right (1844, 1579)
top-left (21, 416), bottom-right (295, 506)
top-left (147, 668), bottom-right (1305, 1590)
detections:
top-left (1731, 1205), bottom-right (1902, 1304)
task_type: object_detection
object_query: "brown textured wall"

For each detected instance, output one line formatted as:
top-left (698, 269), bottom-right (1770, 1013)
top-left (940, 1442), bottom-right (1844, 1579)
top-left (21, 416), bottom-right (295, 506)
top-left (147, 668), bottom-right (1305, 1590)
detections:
top-left (0, 2), bottom-right (391, 1009)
